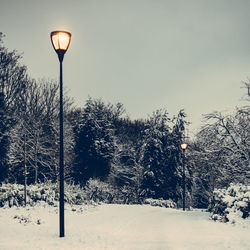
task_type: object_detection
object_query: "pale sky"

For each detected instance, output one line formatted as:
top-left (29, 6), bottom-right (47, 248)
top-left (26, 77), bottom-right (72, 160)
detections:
top-left (1, 0), bottom-right (249, 135)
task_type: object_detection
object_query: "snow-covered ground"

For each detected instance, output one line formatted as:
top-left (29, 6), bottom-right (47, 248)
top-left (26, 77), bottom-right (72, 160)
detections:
top-left (0, 203), bottom-right (249, 250)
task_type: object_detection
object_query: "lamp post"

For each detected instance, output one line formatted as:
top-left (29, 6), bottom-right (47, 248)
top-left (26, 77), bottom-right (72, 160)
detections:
top-left (180, 143), bottom-right (188, 211)
top-left (50, 30), bottom-right (71, 237)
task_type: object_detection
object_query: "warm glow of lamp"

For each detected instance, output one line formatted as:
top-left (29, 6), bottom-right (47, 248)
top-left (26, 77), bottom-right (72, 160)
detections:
top-left (51, 31), bottom-right (71, 52)
top-left (181, 143), bottom-right (188, 150)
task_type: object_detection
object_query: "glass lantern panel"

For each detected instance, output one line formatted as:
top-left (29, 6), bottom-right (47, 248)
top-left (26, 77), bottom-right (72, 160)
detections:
top-left (51, 32), bottom-right (71, 51)
top-left (58, 32), bottom-right (71, 50)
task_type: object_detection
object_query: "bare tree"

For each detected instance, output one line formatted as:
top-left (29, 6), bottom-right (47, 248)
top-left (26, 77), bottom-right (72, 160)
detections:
top-left (242, 80), bottom-right (250, 99)
top-left (8, 78), bottom-right (75, 184)
top-left (193, 107), bottom-right (249, 188)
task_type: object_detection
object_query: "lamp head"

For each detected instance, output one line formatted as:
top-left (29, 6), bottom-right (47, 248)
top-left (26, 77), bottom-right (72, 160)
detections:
top-left (181, 143), bottom-right (188, 150)
top-left (50, 31), bottom-right (71, 61)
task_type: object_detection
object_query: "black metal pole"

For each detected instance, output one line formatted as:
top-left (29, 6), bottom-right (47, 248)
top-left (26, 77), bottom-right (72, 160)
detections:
top-left (59, 58), bottom-right (65, 237)
top-left (182, 150), bottom-right (186, 211)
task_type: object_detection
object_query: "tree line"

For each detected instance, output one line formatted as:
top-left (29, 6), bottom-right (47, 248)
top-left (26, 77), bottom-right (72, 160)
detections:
top-left (0, 33), bottom-right (249, 207)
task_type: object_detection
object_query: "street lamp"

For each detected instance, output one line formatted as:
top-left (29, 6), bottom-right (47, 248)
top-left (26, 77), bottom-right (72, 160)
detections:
top-left (50, 30), bottom-right (71, 238)
top-left (180, 143), bottom-right (188, 211)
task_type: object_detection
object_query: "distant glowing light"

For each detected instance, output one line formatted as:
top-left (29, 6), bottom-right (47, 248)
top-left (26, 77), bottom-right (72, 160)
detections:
top-left (181, 143), bottom-right (188, 150)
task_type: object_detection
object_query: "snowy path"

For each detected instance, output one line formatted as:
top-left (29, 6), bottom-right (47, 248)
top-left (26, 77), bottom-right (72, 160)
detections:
top-left (0, 203), bottom-right (249, 250)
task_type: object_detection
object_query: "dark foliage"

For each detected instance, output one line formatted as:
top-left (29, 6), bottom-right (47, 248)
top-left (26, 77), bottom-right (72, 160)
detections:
top-left (73, 98), bottom-right (116, 184)
top-left (140, 109), bottom-right (190, 202)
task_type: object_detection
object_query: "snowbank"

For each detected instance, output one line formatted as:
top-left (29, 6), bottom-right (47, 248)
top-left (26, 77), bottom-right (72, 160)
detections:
top-left (0, 203), bottom-right (249, 250)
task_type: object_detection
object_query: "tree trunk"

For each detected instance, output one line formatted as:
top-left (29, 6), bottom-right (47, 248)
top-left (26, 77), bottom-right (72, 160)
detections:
top-left (24, 133), bottom-right (27, 206)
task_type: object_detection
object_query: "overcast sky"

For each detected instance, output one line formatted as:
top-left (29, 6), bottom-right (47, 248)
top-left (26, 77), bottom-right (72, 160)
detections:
top-left (1, 0), bottom-right (249, 135)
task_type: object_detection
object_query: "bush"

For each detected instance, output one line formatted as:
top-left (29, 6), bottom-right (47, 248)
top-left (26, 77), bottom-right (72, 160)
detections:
top-left (144, 198), bottom-right (177, 208)
top-left (83, 179), bottom-right (142, 204)
top-left (208, 183), bottom-right (250, 224)
top-left (0, 182), bottom-right (88, 207)
top-left (0, 180), bottom-right (135, 207)
top-left (83, 179), bottom-right (117, 203)
top-left (64, 183), bottom-right (88, 205)
top-left (0, 179), bottom-right (160, 207)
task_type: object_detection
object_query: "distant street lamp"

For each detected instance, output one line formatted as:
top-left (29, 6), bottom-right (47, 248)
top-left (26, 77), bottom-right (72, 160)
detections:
top-left (180, 143), bottom-right (188, 211)
top-left (50, 30), bottom-right (71, 238)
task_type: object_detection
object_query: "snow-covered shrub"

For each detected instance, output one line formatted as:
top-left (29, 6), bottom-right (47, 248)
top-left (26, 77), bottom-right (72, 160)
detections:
top-left (64, 183), bottom-right (88, 205)
top-left (144, 198), bottom-right (177, 208)
top-left (118, 185), bottom-right (141, 204)
top-left (84, 179), bottom-right (118, 203)
top-left (27, 182), bottom-right (58, 206)
top-left (0, 182), bottom-right (88, 207)
top-left (83, 179), bottom-right (142, 204)
top-left (0, 183), bottom-right (27, 207)
top-left (208, 183), bottom-right (250, 224)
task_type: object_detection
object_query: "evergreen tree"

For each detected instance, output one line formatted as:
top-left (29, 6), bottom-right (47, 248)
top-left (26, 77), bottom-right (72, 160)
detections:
top-left (140, 109), bottom-right (189, 202)
top-left (73, 98), bottom-right (116, 184)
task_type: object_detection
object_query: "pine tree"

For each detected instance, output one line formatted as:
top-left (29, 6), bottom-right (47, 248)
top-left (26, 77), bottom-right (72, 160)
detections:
top-left (140, 109), bottom-right (189, 202)
top-left (73, 98), bottom-right (116, 184)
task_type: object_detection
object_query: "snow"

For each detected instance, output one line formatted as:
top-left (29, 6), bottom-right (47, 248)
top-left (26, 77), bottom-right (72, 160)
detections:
top-left (0, 203), bottom-right (249, 250)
